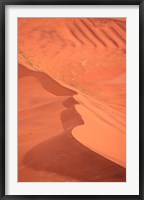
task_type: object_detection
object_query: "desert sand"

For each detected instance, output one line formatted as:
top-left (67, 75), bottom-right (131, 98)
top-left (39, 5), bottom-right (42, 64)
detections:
top-left (18, 18), bottom-right (126, 182)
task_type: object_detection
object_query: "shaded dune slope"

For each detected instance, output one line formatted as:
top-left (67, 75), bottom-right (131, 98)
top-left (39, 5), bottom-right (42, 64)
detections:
top-left (19, 64), bottom-right (125, 182)
top-left (19, 64), bottom-right (76, 96)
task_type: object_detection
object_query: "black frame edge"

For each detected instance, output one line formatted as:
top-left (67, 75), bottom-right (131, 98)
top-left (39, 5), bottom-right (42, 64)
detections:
top-left (0, 0), bottom-right (5, 199)
top-left (0, 0), bottom-right (143, 200)
top-left (0, 0), bottom-right (144, 5)
top-left (139, 1), bottom-right (144, 200)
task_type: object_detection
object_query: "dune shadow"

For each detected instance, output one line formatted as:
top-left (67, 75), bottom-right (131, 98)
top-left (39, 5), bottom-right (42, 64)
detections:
top-left (23, 130), bottom-right (126, 182)
top-left (19, 63), bottom-right (126, 182)
top-left (18, 64), bottom-right (77, 96)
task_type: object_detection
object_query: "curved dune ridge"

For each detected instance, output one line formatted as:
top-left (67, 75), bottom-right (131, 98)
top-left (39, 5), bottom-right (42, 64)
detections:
top-left (18, 64), bottom-right (125, 182)
top-left (18, 18), bottom-right (126, 182)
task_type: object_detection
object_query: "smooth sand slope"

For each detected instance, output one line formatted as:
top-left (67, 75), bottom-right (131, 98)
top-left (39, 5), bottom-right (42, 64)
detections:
top-left (18, 64), bottom-right (125, 182)
top-left (72, 93), bottom-right (125, 168)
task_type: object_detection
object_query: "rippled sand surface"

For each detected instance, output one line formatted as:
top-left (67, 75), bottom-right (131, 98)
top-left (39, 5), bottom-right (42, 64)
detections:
top-left (18, 18), bottom-right (126, 182)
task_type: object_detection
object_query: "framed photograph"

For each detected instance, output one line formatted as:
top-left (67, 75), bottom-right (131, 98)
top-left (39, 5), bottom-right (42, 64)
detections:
top-left (0, 0), bottom-right (143, 199)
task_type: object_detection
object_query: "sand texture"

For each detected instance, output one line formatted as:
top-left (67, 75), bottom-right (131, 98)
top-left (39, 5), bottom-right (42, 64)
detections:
top-left (18, 18), bottom-right (126, 182)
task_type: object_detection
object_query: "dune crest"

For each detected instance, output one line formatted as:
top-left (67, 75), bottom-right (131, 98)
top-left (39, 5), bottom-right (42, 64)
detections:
top-left (72, 93), bottom-right (126, 168)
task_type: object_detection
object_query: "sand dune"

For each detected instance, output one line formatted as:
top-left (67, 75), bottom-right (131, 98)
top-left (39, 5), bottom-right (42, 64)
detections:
top-left (72, 93), bottom-right (126, 167)
top-left (18, 18), bottom-right (126, 182)
top-left (18, 18), bottom-right (126, 92)
top-left (18, 64), bottom-right (125, 182)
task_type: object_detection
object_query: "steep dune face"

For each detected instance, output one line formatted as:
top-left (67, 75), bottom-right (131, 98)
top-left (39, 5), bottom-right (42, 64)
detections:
top-left (72, 93), bottom-right (126, 167)
top-left (18, 18), bottom-right (126, 181)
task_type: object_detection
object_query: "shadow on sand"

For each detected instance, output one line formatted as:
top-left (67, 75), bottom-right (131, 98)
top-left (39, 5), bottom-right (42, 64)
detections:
top-left (19, 64), bottom-right (126, 182)
top-left (18, 64), bottom-right (77, 96)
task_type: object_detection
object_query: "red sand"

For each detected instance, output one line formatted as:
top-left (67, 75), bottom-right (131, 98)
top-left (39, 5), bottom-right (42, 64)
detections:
top-left (18, 18), bottom-right (126, 181)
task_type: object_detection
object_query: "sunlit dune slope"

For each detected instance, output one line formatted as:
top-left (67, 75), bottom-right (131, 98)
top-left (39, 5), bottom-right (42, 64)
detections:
top-left (18, 64), bottom-right (125, 182)
top-left (73, 93), bottom-right (126, 167)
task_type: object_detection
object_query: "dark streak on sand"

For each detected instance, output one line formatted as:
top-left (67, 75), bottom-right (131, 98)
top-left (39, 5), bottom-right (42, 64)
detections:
top-left (73, 22), bottom-right (97, 48)
top-left (100, 28), bottom-right (119, 48)
top-left (80, 19), bottom-right (107, 47)
top-left (68, 27), bottom-right (85, 45)
top-left (110, 26), bottom-right (126, 44)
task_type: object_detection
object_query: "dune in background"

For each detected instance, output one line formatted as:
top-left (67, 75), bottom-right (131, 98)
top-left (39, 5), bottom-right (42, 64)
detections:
top-left (18, 18), bottom-right (126, 181)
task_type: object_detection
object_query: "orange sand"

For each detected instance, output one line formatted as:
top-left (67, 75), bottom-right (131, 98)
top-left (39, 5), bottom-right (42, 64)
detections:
top-left (18, 18), bottom-right (126, 181)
